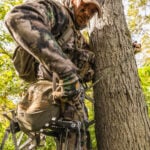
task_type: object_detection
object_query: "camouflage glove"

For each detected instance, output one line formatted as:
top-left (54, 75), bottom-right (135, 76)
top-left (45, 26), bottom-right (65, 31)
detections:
top-left (52, 72), bottom-right (82, 101)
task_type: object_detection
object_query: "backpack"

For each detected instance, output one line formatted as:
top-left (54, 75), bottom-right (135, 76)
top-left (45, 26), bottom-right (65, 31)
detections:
top-left (13, 46), bottom-right (39, 82)
top-left (17, 80), bottom-right (60, 131)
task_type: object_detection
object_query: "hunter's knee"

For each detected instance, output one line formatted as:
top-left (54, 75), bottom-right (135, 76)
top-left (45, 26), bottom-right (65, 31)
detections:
top-left (5, 7), bottom-right (22, 32)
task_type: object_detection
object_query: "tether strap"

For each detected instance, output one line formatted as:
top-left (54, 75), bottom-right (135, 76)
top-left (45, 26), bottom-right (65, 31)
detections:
top-left (77, 122), bottom-right (82, 150)
top-left (58, 27), bottom-right (74, 47)
top-left (85, 79), bottom-right (100, 91)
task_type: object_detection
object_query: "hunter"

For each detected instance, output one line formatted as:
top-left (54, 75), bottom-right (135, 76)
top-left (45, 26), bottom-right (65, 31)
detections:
top-left (5, 0), bottom-right (101, 149)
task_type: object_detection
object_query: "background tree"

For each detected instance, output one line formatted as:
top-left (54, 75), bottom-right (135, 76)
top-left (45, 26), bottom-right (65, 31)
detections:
top-left (90, 0), bottom-right (150, 149)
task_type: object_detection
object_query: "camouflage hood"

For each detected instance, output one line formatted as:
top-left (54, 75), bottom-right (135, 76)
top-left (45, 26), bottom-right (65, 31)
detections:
top-left (56, 0), bottom-right (73, 8)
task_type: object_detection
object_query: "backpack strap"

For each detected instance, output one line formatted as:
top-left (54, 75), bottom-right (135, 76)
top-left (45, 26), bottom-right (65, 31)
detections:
top-left (57, 24), bottom-right (74, 47)
top-left (56, 5), bottom-right (75, 47)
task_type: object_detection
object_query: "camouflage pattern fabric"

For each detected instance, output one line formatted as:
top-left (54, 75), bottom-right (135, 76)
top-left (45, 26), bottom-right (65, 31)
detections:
top-left (5, 0), bottom-right (95, 88)
top-left (5, 0), bottom-right (76, 79)
top-left (13, 45), bottom-right (39, 82)
top-left (17, 80), bottom-right (60, 131)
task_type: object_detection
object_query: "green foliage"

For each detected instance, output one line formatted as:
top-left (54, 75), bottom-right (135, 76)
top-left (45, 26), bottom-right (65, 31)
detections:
top-left (0, 54), bottom-right (24, 96)
top-left (127, 0), bottom-right (150, 59)
top-left (0, 0), bottom-right (25, 101)
top-left (138, 66), bottom-right (150, 116)
top-left (41, 137), bottom-right (56, 150)
top-left (85, 85), bottom-right (97, 149)
top-left (127, 0), bottom-right (149, 32)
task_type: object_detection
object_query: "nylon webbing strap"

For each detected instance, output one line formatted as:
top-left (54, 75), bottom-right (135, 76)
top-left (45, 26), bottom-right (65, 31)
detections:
top-left (58, 27), bottom-right (74, 47)
top-left (76, 121), bottom-right (82, 150)
top-left (57, 5), bottom-right (74, 47)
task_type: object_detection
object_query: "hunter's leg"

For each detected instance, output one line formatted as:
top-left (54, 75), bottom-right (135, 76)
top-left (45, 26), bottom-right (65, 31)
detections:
top-left (5, 1), bottom-right (76, 77)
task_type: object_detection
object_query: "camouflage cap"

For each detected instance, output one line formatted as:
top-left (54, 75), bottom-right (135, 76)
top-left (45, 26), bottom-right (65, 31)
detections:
top-left (57, 0), bottom-right (102, 17)
top-left (82, 0), bottom-right (102, 17)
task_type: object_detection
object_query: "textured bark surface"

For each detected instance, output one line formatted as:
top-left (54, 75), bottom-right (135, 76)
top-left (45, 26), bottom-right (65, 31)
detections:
top-left (90, 0), bottom-right (150, 149)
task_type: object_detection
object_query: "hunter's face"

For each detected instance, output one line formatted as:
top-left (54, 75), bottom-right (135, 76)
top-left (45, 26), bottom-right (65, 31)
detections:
top-left (73, 1), bottom-right (98, 28)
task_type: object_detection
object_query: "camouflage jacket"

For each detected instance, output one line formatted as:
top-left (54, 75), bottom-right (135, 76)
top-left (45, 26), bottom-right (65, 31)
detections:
top-left (5, 0), bottom-right (95, 82)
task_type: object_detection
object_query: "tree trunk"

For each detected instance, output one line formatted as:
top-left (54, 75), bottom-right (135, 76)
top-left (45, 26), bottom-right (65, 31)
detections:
top-left (90, 0), bottom-right (150, 149)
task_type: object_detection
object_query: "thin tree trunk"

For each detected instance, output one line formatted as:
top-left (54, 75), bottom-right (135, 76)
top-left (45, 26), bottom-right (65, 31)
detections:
top-left (90, 0), bottom-right (150, 149)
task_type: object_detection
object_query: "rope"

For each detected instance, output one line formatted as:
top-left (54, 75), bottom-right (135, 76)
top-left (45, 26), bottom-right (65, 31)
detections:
top-left (76, 121), bottom-right (82, 150)
top-left (64, 128), bottom-right (69, 150)
top-left (85, 79), bottom-right (100, 91)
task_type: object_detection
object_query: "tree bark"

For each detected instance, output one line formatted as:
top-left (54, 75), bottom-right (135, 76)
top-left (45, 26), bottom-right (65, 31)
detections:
top-left (90, 0), bottom-right (150, 149)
